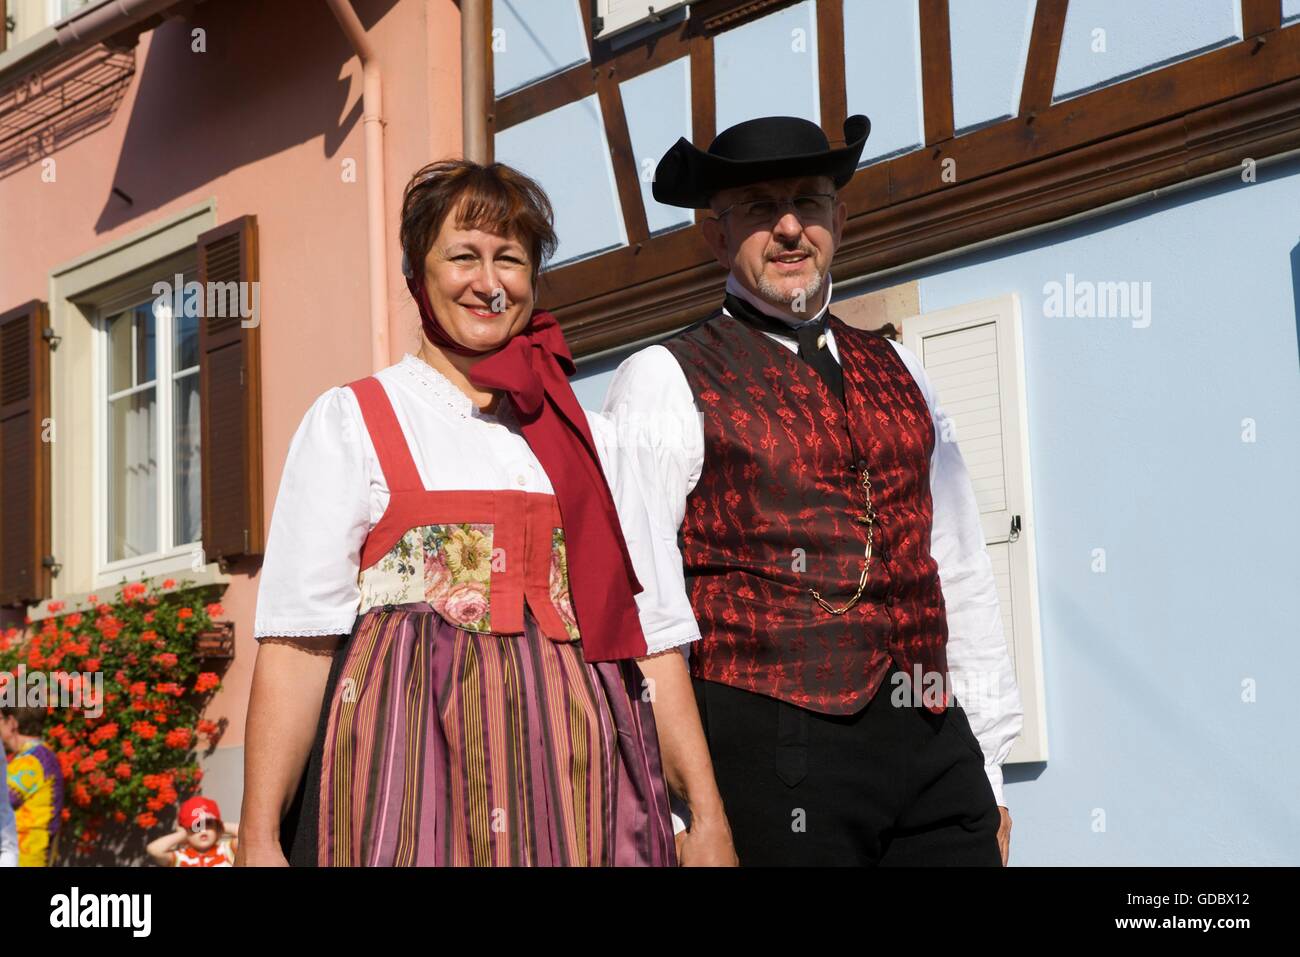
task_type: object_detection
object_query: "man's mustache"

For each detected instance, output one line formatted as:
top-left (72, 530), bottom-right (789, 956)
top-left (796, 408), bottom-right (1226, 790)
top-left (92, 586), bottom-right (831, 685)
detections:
top-left (765, 244), bottom-right (817, 261)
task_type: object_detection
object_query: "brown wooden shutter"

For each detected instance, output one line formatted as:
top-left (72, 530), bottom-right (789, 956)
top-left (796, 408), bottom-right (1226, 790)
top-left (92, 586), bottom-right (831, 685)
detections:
top-left (0, 300), bottom-right (52, 607)
top-left (197, 215), bottom-right (264, 565)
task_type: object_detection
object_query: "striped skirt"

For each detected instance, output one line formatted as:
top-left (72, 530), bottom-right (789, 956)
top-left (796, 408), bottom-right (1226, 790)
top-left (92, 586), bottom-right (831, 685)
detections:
top-left (283, 602), bottom-right (676, 866)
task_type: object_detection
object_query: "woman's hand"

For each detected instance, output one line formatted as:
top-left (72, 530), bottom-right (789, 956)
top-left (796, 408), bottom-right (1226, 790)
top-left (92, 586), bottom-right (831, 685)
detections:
top-left (234, 838), bottom-right (289, 867)
top-left (676, 813), bottom-right (738, 867)
top-left (237, 639), bottom-right (336, 870)
top-left (635, 651), bottom-right (738, 866)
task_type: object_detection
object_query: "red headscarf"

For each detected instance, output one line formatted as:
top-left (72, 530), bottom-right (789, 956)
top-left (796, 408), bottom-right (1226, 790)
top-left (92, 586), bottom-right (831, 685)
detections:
top-left (406, 273), bottom-right (648, 662)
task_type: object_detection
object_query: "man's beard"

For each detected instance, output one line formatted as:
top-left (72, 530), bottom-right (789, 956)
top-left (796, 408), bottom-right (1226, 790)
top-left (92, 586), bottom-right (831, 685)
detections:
top-left (757, 265), bottom-right (823, 316)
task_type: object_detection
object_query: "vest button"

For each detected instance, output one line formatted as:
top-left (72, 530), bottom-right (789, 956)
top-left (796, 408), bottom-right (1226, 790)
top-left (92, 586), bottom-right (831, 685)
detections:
top-left (856, 459), bottom-right (868, 471)
top-left (383, 603), bottom-right (396, 612)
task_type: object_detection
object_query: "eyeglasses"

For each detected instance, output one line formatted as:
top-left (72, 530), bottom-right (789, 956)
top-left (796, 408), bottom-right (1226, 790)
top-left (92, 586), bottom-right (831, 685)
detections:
top-left (714, 193), bottom-right (837, 226)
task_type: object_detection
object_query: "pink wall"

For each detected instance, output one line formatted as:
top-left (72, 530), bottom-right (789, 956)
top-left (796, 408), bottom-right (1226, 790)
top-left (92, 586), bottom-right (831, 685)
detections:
top-left (0, 0), bottom-right (463, 749)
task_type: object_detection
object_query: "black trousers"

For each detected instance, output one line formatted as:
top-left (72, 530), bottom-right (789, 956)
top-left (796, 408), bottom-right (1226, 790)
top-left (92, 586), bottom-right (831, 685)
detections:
top-left (694, 664), bottom-right (1003, 866)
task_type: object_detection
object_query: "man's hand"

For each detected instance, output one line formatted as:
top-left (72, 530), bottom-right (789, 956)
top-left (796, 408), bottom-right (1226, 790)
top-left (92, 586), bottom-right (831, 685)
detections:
top-left (996, 806), bottom-right (1012, 866)
top-left (675, 814), bottom-right (738, 867)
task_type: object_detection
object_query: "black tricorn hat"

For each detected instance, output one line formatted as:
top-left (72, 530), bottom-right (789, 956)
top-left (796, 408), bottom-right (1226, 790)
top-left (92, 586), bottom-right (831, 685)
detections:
top-left (652, 114), bottom-right (870, 209)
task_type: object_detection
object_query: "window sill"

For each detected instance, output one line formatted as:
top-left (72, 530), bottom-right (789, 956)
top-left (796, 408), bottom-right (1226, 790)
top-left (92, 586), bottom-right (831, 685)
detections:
top-left (95, 546), bottom-right (210, 592)
top-left (27, 563), bottom-right (231, 622)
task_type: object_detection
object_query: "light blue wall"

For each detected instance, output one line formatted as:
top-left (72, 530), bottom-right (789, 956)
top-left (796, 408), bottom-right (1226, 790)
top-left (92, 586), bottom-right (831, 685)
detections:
top-left (1053, 0), bottom-right (1241, 101)
top-left (572, 351), bottom-right (628, 410)
top-left (949, 0), bottom-right (1037, 134)
top-left (907, 158), bottom-right (1300, 865)
top-left (571, 156), bottom-right (1300, 866)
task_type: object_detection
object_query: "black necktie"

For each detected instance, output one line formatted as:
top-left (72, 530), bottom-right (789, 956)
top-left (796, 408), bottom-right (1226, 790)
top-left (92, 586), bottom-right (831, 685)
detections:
top-left (723, 291), bottom-right (845, 404)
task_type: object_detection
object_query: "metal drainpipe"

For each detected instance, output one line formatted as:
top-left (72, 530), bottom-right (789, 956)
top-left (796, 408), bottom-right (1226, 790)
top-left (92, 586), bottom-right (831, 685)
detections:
top-left (461, 0), bottom-right (487, 162)
top-left (325, 0), bottom-right (391, 372)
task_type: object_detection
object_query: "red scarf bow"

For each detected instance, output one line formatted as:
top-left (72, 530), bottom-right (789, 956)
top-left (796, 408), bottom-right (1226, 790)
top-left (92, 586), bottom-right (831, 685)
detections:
top-left (407, 274), bottom-right (648, 662)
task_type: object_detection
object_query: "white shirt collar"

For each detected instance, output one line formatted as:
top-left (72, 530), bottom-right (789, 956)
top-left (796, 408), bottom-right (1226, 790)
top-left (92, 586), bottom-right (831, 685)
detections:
top-left (397, 352), bottom-right (514, 425)
top-left (724, 271), bottom-right (834, 328)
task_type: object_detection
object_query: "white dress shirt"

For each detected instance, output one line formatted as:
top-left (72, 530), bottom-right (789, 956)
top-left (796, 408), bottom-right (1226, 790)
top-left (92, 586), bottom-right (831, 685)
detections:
top-left (601, 274), bottom-right (1024, 806)
top-left (253, 352), bottom-right (702, 657)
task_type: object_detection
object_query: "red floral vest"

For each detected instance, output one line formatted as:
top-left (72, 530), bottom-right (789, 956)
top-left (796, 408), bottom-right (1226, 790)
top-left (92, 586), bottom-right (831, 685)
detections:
top-left (662, 311), bottom-right (950, 715)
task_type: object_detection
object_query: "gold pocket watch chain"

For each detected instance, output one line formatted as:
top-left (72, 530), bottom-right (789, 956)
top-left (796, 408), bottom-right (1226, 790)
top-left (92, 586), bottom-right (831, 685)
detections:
top-left (809, 462), bottom-right (876, 615)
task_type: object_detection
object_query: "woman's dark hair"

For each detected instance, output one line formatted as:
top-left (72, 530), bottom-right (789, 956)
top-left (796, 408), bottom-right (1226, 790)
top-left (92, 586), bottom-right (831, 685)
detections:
top-left (399, 159), bottom-right (558, 283)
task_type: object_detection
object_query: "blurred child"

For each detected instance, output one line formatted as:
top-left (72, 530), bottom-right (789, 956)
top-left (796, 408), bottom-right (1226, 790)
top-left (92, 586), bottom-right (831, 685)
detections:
top-left (1, 748), bottom-right (17, 867)
top-left (147, 795), bottom-right (238, 867)
top-left (1, 706), bottom-right (64, 867)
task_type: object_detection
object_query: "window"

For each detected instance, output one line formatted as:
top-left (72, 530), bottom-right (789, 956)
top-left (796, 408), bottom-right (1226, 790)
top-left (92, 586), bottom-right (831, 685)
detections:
top-left (98, 269), bottom-right (202, 573)
top-left (47, 0), bottom-right (92, 27)
top-left (903, 293), bottom-right (1048, 763)
top-left (492, 0), bottom-right (590, 96)
top-left (476, 0), bottom-right (1292, 363)
top-left (595, 0), bottom-right (693, 42)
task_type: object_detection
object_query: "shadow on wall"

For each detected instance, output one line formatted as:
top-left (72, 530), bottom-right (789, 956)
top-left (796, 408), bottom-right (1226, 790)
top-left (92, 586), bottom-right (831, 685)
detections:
top-left (93, 0), bottom-right (402, 235)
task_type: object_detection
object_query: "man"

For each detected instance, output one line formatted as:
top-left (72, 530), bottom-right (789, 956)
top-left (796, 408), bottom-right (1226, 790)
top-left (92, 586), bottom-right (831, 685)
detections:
top-left (603, 114), bottom-right (1024, 865)
top-left (1, 706), bottom-right (65, 867)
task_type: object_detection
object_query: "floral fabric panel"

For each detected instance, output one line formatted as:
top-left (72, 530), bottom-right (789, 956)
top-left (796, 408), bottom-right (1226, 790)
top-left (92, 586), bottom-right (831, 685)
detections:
top-left (358, 523), bottom-right (494, 631)
top-left (549, 527), bottom-right (579, 640)
top-left (357, 523), bottom-right (579, 638)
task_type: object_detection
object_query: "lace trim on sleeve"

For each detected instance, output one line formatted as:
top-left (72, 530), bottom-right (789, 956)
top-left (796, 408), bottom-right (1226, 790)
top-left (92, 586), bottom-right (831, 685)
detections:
top-left (257, 634), bottom-right (346, 657)
top-left (640, 627), bottom-right (700, 659)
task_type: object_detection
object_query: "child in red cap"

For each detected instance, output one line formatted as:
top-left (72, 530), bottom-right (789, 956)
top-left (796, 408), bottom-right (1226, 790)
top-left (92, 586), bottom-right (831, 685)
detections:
top-left (147, 796), bottom-right (239, 867)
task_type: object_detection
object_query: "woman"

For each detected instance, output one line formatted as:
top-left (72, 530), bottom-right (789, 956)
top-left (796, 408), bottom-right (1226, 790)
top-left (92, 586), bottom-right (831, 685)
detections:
top-left (237, 160), bottom-right (735, 866)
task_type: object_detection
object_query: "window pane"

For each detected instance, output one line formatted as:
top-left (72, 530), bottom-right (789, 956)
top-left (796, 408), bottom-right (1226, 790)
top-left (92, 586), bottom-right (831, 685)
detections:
top-left (492, 0), bottom-right (590, 97)
top-left (949, 0), bottom-right (1037, 133)
top-left (59, 0), bottom-right (93, 20)
top-left (494, 96), bottom-right (628, 266)
top-left (1052, 0), bottom-right (1240, 103)
top-left (138, 303), bottom-right (157, 384)
top-left (173, 371), bottom-right (202, 547)
top-left (107, 388), bottom-right (157, 562)
top-left (106, 308), bottom-right (135, 394)
top-left (845, 0), bottom-right (925, 165)
top-left (714, 0), bottom-right (820, 132)
top-left (175, 283), bottom-right (200, 371)
top-left (620, 57), bottom-right (693, 236)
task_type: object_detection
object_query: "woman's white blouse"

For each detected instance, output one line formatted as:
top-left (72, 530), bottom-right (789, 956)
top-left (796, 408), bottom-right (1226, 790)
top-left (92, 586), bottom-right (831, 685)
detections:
top-left (252, 352), bottom-right (702, 656)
